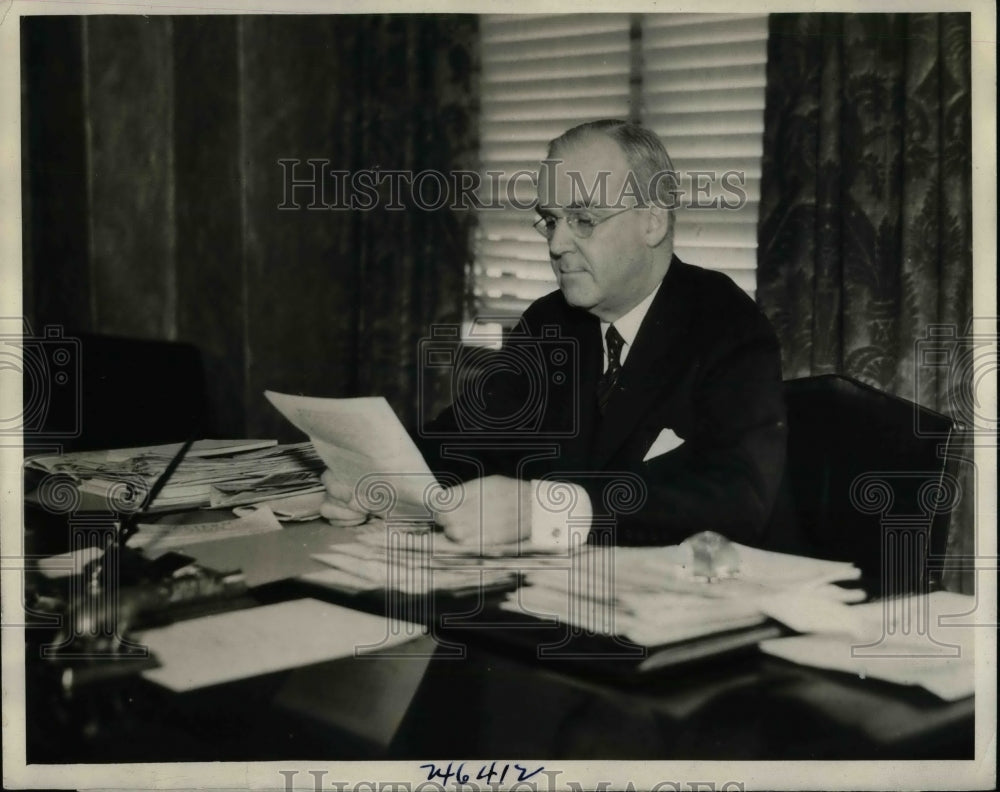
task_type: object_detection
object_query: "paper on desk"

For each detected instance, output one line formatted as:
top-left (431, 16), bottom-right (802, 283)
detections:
top-left (504, 581), bottom-right (766, 645)
top-left (265, 391), bottom-right (439, 511)
top-left (213, 482), bottom-right (325, 510)
top-left (598, 543), bottom-right (861, 600)
top-left (501, 544), bottom-right (864, 648)
top-left (352, 525), bottom-right (564, 559)
top-left (757, 591), bottom-right (872, 637)
top-left (311, 543), bottom-right (516, 594)
top-left (233, 489), bottom-right (326, 521)
top-left (35, 440), bottom-right (324, 512)
top-left (759, 592), bottom-right (976, 700)
top-left (130, 504), bottom-right (283, 555)
top-left (300, 566), bottom-right (381, 593)
top-left (502, 565), bottom-right (768, 645)
top-left (25, 439), bottom-right (278, 473)
top-left (34, 546), bottom-right (105, 579)
top-left (735, 544), bottom-right (861, 586)
top-left (136, 598), bottom-right (423, 692)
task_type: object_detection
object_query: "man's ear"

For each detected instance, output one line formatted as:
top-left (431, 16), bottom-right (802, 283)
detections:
top-left (643, 204), bottom-right (671, 248)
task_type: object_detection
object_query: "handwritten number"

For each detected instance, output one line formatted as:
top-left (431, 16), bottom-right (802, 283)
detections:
top-left (419, 762), bottom-right (456, 783)
top-left (515, 764), bottom-right (544, 782)
top-left (421, 761), bottom-right (542, 786)
top-left (476, 762), bottom-right (497, 783)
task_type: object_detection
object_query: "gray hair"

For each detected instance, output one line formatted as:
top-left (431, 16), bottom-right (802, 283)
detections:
top-left (547, 119), bottom-right (678, 217)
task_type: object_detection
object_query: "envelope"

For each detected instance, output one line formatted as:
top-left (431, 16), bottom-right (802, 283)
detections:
top-left (643, 427), bottom-right (685, 461)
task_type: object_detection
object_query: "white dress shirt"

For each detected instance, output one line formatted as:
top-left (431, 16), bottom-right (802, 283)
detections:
top-left (599, 281), bottom-right (662, 368)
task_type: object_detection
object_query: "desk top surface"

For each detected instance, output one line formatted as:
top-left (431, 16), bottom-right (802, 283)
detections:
top-left (22, 505), bottom-right (976, 764)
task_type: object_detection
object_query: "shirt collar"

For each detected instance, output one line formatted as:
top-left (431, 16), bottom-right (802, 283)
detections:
top-left (600, 281), bottom-right (662, 363)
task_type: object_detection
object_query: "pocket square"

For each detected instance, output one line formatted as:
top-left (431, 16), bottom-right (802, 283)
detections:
top-left (643, 427), bottom-right (685, 461)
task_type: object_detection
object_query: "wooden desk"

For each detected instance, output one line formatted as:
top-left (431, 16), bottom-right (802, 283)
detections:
top-left (22, 513), bottom-right (975, 763)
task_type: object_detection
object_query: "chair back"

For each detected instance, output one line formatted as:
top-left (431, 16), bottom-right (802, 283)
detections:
top-left (24, 332), bottom-right (209, 452)
top-left (770, 375), bottom-right (955, 593)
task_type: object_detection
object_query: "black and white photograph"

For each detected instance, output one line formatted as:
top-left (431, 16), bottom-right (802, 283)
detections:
top-left (1, 1), bottom-right (995, 790)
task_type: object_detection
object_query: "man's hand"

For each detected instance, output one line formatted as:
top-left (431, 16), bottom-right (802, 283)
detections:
top-left (434, 475), bottom-right (532, 546)
top-left (319, 469), bottom-right (368, 526)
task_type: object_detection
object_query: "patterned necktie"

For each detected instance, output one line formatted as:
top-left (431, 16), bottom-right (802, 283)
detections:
top-left (597, 325), bottom-right (625, 415)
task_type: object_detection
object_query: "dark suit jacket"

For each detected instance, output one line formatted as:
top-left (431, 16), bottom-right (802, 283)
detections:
top-left (418, 256), bottom-right (787, 546)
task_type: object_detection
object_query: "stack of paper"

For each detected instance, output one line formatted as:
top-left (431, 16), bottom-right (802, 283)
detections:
top-left (305, 519), bottom-right (587, 596)
top-left (28, 439), bottom-right (278, 471)
top-left (501, 542), bottom-right (865, 647)
top-left (27, 440), bottom-right (325, 511)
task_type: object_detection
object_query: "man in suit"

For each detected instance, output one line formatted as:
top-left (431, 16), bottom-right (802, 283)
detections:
top-left (324, 119), bottom-right (787, 549)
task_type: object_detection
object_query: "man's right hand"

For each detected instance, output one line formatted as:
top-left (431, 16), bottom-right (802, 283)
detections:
top-left (319, 469), bottom-right (368, 525)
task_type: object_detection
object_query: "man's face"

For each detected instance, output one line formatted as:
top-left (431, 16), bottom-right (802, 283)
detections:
top-left (535, 134), bottom-right (657, 322)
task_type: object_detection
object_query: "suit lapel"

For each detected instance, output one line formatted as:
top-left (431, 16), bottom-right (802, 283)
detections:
top-left (590, 257), bottom-right (694, 468)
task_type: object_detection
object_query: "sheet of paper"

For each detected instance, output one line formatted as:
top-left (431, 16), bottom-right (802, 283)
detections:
top-left (733, 543), bottom-right (861, 586)
top-left (130, 504), bottom-right (283, 554)
top-left (233, 489), bottom-right (326, 521)
top-left (759, 592), bottom-right (976, 701)
top-left (299, 567), bottom-right (381, 593)
top-left (33, 546), bottom-right (105, 579)
top-left (265, 391), bottom-right (439, 510)
top-left (757, 591), bottom-right (873, 637)
top-left (761, 634), bottom-right (975, 701)
top-left (135, 598), bottom-right (423, 691)
top-left (352, 525), bottom-right (561, 559)
top-left (211, 482), bottom-right (325, 509)
top-left (311, 549), bottom-right (515, 594)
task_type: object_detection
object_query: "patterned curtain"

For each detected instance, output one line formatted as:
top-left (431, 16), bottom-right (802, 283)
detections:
top-left (756, 14), bottom-right (975, 591)
top-left (332, 15), bottom-right (480, 430)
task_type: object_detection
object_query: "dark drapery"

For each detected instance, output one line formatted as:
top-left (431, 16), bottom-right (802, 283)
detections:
top-left (22, 15), bottom-right (478, 440)
top-left (325, 16), bottom-right (479, 429)
top-left (756, 13), bottom-right (975, 591)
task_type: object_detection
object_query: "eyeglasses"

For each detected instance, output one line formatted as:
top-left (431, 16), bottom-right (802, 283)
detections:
top-left (532, 206), bottom-right (634, 240)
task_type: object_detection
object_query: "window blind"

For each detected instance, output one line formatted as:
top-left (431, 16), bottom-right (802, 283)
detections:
top-left (471, 13), bottom-right (768, 333)
top-left (640, 13), bottom-right (768, 298)
top-left (474, 14), bottom-right (632, 327)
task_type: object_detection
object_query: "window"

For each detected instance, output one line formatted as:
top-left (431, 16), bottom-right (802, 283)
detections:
top-left (470, 13), bottom-right (769, 338)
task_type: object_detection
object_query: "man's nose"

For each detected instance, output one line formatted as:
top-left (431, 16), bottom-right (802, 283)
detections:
top-left (548, 218), bottom-right (577, 256)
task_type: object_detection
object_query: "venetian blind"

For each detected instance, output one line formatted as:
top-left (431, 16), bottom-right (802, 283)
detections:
top-left (473, 14), bottom-right (632, 329)
top-left (471, 13), bottom-right (768, 332)
top-left (641, 13), bottom-right (769, 298)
